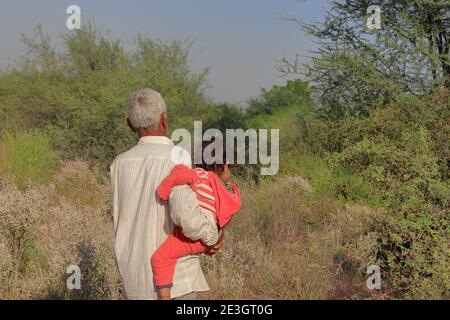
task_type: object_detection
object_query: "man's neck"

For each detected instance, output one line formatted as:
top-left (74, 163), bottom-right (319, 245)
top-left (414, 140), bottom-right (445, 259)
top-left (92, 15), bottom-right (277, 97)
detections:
top-left (137, 129), bottom-right (166, 139)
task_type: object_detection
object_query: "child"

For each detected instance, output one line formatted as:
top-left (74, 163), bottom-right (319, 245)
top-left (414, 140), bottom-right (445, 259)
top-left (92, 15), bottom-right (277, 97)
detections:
top-left (151, 141), bottom-right (241, 300)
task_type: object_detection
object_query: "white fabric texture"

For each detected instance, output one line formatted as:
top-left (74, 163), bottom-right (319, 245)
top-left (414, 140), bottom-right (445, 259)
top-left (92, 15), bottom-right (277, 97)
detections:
top-left (110, 136), bottom-right (219, 300)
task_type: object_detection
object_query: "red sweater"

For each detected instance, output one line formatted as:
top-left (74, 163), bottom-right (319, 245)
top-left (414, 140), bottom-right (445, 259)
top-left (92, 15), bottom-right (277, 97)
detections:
top-left (156, 165), bottom-right (241, 228)
top-left (152, 165), bottom-right (241, 288)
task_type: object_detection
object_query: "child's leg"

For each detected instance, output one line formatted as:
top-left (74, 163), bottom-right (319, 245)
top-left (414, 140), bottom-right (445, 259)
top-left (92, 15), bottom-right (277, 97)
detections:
top-left (151, 227), bottom-right (208, 299)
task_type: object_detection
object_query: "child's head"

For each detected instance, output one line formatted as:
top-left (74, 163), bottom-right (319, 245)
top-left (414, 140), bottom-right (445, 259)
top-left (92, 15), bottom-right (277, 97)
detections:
top-left (198, 138), bottom-right (236, 182)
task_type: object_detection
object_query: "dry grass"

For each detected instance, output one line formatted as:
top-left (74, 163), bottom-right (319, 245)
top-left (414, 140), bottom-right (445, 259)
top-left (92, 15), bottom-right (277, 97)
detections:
top-left (201, 176), bottom-right (383, 300)
top-left (0, 161), bottom-right (120, 300)
top-left (53, 160), bottom-right (108, 209)
top-left (0, 161), bottom-right (382, 300)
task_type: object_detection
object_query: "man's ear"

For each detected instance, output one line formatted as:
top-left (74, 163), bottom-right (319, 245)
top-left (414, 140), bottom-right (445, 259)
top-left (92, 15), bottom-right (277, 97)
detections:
top-left (127, 118), bottom-right (135, 133)
top-left (160, 112), bottom-right (168, 135)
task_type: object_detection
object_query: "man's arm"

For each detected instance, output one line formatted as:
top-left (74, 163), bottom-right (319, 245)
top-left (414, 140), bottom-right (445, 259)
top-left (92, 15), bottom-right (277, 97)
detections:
top-left (169, 185), bottom-right (219, 247)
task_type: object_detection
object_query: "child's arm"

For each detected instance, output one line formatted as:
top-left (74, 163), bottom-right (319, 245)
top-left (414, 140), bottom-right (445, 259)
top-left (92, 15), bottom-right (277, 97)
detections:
top-left (169, 185), bottom-right (219, 246)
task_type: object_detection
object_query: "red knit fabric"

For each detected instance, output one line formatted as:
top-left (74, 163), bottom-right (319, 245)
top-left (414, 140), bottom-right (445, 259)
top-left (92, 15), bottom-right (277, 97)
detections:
top-left (152, 165), bottom-right (241, 287)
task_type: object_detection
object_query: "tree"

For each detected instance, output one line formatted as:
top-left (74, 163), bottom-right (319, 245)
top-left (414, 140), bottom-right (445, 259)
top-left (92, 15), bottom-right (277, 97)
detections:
top-left (61, 21), bottom-right (129, 75)
top-left (1, 24), bottom-right (215, 168)
top-left (20, 24), bottom-right (58, 71)
top-left (279, 0), bottom-right (449, 119)
top-left (246, 80), bottom-right (311, 116)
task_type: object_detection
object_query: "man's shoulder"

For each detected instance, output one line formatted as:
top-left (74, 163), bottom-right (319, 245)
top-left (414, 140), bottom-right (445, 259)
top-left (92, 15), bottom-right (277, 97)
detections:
top-left (110, 143), bottom-right (192, 174)
top-left (112, 146), bottom-right (135, 162)
top-left (110, 146), bottom-right (140, 171)
top-left (112, 143), bottom-right (175, 164)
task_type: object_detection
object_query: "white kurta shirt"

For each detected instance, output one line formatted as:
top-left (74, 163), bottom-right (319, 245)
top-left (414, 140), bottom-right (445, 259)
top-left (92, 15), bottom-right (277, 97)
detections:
top-left (110, 136), bottom-right (219, 300)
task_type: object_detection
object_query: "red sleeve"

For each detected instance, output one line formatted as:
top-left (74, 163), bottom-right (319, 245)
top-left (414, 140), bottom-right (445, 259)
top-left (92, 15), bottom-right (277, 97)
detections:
top-left (156, 165), bottom-right (199, 201)
top-left (208, 173), bottom-right (241, 228)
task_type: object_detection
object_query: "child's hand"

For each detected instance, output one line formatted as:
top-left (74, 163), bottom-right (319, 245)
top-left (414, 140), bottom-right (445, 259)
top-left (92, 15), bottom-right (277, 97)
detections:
top-left (205, 230), bottom-right (224, 256)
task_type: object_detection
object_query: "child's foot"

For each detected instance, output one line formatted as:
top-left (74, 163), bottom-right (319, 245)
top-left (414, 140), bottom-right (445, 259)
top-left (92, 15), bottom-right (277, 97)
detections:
top-left (158, 287), bottom-right (172, 300)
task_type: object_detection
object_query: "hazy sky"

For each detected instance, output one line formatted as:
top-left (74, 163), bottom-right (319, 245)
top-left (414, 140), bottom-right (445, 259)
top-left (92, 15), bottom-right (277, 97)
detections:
top-left (0, 0), bottom-right (329, 104)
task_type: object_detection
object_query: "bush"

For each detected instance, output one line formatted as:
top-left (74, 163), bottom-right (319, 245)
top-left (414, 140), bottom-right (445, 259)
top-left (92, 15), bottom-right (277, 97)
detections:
top-left (246, 80), bottom-right (312, 116)
top-left (0, 161), bottom-right (120, 300)
top-left (207, 103), bottom-right (247, 132)
top-left (326, 93), bottom-right (449, 299)
top-left (0, 130), bottom-right (58, 189)
top-left (202, 176), bottom-right (382, 299)
top-left (0, 24), bottom-right (215, 169)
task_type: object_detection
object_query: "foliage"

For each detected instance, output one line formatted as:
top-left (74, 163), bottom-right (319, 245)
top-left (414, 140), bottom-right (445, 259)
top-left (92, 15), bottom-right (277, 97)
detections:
top-left (246, 80), bottom-right (312, 116)
top-left (0, 130), bottom-right (58, 189)
top-left (0, 24), bottom-right (214, 168)
top-left (327, 91), bottom-right (449, 298)
top-left (0, 16), bottom-right (448, 299)
top-left (280, 0), bottom-right (450, 119)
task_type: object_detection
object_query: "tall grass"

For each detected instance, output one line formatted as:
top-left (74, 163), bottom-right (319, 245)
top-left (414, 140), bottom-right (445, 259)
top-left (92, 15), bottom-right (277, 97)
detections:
top-left (0, 130), bottom-right (58, 189)
top-left (0, 158), bottom-right (381, 300)
top-left (201, 175), bottom-right (382, 300)
top-left (0, 161), bottom-right (120, 300)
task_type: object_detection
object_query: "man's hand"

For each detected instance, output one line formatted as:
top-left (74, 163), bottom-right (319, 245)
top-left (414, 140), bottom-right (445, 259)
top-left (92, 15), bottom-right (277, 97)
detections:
top-left (205, 230), bottom-right (224, 256)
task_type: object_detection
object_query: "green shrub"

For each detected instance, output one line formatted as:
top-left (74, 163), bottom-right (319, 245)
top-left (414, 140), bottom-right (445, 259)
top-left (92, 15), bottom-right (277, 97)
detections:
top-left (326, 93), bottom-right (449, 299)
top-left (0, 130), bottom-right (58, 189)
top-left (10, 223), bottom-right (49, 275)
top-left (246, 80), bottom-right (312, 116)
top-left (0, 24), bottom-right (215, 169)
top-left (207, 103), bottom-right (247, 132)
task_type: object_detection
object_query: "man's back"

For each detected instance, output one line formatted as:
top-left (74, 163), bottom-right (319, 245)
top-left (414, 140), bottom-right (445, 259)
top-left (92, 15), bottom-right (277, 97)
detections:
top-left (110, 136), bottom-right (210, 299)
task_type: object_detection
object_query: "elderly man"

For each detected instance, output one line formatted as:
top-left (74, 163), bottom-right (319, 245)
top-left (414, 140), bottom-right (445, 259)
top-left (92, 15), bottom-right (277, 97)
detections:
top-left (110, 88), bottom-right (223, 300)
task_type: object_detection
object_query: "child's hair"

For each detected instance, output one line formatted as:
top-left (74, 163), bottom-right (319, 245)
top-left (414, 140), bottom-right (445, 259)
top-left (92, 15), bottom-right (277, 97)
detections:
top-left (197, 138), bottom-right (237, 174)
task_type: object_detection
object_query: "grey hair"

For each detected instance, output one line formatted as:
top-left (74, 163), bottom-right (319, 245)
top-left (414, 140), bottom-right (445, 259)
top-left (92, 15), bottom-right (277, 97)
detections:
top-left (127, 88), bottom-right (167, 129)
